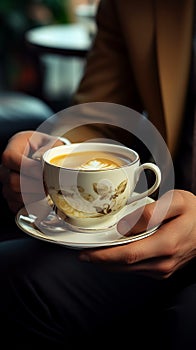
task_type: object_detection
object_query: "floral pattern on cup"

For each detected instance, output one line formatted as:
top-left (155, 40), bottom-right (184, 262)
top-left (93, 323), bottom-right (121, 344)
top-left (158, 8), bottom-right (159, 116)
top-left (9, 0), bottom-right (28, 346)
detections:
top-left (47, 178), bottom-right (128, 219)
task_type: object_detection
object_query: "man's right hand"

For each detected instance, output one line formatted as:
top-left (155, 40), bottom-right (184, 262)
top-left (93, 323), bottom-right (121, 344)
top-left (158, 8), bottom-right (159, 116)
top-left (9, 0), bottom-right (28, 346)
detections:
top-left (0, 130), bottom-right (63, 213)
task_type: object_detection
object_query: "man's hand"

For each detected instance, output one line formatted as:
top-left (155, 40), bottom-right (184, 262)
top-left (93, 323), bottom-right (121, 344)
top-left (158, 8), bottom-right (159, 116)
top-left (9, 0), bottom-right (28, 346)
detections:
top-left (0, 130), bottom-right (63, 213)
top-left (79, 190), bottom-right (196, 279)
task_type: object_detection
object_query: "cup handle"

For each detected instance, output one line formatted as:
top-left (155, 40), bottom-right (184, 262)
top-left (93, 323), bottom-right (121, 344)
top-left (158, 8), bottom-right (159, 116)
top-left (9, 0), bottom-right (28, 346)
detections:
top-left (128, 163), bottom-right (161, 204)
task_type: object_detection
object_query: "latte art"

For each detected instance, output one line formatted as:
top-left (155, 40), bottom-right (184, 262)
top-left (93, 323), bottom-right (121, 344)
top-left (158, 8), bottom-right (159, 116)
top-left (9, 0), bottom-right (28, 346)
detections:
top-left (79, 158), bottom-right (120, 170)
top-left (50, 150), bottom-right (132, 170)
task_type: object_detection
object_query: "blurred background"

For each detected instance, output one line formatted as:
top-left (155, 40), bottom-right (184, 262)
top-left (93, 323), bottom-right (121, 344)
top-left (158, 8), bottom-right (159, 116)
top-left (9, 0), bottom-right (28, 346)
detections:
top-left (0, 0), bottom-right (99, 111)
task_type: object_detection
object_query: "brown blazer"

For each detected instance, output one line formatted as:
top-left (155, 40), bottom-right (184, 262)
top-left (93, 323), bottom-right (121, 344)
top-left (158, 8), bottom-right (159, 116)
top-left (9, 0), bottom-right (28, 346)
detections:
top-left (73, 0), bottom-right (194, 157)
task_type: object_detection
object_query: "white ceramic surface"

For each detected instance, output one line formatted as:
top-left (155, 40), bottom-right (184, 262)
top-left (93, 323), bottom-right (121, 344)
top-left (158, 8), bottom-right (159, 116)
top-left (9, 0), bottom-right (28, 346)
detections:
top-left (16, 195), bottom-right (159, 249)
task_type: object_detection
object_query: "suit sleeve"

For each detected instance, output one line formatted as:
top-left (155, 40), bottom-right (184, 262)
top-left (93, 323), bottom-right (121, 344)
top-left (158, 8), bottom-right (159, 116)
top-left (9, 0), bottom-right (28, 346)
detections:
top-left (64, 0), bottom-right (148, 156)
top-left (73, 0), bottom-right (140, 110)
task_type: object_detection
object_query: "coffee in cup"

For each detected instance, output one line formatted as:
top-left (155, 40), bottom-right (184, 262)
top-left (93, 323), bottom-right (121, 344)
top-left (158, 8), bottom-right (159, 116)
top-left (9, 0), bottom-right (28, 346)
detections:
top-left (50, 150), bottom-right (131, 170)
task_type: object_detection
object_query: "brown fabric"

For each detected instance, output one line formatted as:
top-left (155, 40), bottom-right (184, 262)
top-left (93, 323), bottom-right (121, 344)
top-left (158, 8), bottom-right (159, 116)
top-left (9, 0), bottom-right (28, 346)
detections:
top-left (193, 110), bottom-right (196, 194)
top-left (191, 14), bottom-right (196, 194)
top-left (73, 0), bottom-right (195, 157)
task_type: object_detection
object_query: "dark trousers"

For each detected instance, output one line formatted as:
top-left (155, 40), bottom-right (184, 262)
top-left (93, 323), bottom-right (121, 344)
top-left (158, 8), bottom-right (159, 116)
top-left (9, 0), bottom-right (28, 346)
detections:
top-left (0, 225), bottom-right (196, 349)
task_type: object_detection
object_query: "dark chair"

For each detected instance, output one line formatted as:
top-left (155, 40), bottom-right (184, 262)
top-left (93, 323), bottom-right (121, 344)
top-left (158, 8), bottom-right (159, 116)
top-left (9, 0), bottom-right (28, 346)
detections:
top-left (0, 90), bottom-right (54, 240)
top-left (0, 91), bottom-right (54, 156)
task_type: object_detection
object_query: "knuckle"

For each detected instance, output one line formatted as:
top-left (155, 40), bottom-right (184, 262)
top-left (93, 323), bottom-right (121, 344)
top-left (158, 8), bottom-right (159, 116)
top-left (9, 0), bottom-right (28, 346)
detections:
top-left (173, 191), bottom-right (185, 208)
top-left (125, 251), bottom-right (140, 264)
top-left (142, 205), bottom-right (154, 224)
top-left (163, 239), bottom-right (178, 257)
top-left (156, 260), bottom-right (176, 279)
top-left (1, 149), bottom-right (12, 167)
top-left (9, 173), bottom-right (19, 192)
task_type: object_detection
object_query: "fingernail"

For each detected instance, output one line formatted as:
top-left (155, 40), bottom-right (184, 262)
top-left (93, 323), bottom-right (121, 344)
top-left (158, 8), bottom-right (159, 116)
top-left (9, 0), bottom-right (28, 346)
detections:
top-left (32, 151), bottom-right (43, 161)
top-left (117, 219), bottom-right (132, 235)
top-left (79, 254), bottom-right (90, 262)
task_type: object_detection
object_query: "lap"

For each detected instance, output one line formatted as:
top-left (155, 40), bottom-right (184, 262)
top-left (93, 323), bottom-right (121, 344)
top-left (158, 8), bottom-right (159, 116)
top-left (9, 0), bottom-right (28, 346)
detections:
top-left (161, 261), bottom-right (196, 350)
top-left (0, 236), bottom-right (196, 348)
top-left (0, 237), bottom-right (163, 345)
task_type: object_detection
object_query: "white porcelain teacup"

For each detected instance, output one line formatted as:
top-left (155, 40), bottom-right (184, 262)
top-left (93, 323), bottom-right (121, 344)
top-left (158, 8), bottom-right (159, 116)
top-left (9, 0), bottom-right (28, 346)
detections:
top-left (42, 142), bottom-right (161, 232)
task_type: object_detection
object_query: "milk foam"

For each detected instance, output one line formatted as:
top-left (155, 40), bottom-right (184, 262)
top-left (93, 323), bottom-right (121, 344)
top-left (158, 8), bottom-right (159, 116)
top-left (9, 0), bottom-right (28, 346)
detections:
top-left (79, 158), bottom-right (118, 170)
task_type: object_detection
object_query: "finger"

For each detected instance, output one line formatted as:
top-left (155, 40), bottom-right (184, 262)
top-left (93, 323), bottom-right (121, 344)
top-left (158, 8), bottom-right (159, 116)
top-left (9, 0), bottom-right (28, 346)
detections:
top-left (117, 190), bottom-right (183, 236)
top-left (1, 166), bottom-right (44, 194)
top-left (31, 137), bottom-right (62, 160)
top-left (2, 169), bottom-right (45, 198)
top-left (104, 258), bottom-right (166, 279)
top-left (79, 215), bottom-right (182, 264)
top-left (6, 200), bottom-right (24, 214)
top-left (2, 146), bottom-right (42, 179)
top-left (32, 146), bottom-right (52, 161)
top-left (1, 131), bottom-right (45, 177)
top-left (1, 131), bottom-right (32, 169)
top-left (20, 172), bottom-right (44, 194)
top-left (120, 256), bottom-right (172, 275)
top-left (2, 184), bottom-right (24, 213)
top-left (29, 133), bottom-right (58, 153)
top-left (2, 183), bottom-right (45, 210)
top-left (0, 164), bottom-right (10, 183)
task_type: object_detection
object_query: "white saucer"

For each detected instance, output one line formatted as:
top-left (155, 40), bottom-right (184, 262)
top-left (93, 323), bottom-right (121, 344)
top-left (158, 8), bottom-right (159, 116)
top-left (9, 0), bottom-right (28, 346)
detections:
top-left (16, 196), bottom-right (159, 249)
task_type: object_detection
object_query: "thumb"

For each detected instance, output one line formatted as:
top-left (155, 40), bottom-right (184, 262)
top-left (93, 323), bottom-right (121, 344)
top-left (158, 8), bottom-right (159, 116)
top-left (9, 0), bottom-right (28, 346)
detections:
top-left (117, 191), bottom-right (174, 236)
